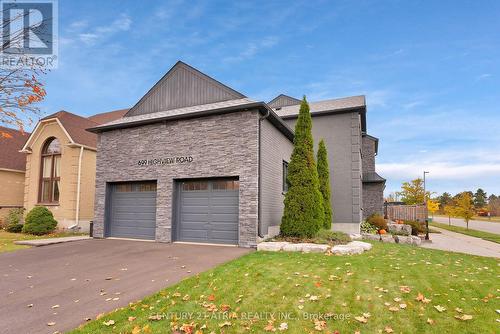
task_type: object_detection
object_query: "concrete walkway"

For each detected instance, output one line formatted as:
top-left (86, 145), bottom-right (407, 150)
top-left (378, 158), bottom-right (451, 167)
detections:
top-left (14, 236), bottom-right (90, 246)
top-left (422, 226), bottom-right (500, 258)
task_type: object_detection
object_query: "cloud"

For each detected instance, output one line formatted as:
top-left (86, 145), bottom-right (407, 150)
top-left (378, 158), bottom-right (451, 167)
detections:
top-left (379, 162), bottom-right (500, 180)
top-left (223, 36), bottom-right (279, 63)
top-left (78, 14), bottom-right (132, 45)
top-left (475, 73), bottom-right (492, 81)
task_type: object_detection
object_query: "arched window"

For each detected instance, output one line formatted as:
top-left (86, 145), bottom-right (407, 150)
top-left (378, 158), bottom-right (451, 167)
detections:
top-left (39, 137), bottom-right (61, 203)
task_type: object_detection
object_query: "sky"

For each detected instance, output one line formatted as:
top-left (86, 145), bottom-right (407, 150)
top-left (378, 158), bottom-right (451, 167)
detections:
top-left (32, 0), bottom-right (500, 197)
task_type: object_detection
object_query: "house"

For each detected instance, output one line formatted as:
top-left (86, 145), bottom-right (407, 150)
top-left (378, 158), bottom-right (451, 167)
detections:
top-left (270, 95), bottom-right (386, 233)
top-left (0, 126), bottom-right (29, 223)
top-left (20, 109), bottom-right (127, 231)
top-left (88, 61), bottom-right (385, 247)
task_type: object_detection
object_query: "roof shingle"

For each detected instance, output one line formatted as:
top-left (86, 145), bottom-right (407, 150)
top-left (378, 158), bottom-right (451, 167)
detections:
top-left (0, 126), bottom-right (30, 171)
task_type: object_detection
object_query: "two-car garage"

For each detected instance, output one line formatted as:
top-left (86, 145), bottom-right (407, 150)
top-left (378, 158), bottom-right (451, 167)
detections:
top-left (105, 179), bottom-right (239, 245)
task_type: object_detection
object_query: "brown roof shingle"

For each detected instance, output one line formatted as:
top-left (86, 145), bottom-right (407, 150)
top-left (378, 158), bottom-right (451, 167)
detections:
top-left (39, 109), bottom-right (127, 148)
top-left (87, 108), bottom-right (128, 124)
top-left (0, 126), bottom-right (30, 171)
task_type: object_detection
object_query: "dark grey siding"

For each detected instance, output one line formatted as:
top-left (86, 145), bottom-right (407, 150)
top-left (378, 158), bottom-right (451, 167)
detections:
top-left (362, 136), bottom-right (376, 174)
top-left (283, 112), bottom-right (362, 234)
top-left (260, 118), bottom-right (294, 237)
top-left (126, 62), bottom-right (245, 117)
top-left (362, 182), bottom-right (384, 218)
top-left (268, 94), bottom-right (301, 109)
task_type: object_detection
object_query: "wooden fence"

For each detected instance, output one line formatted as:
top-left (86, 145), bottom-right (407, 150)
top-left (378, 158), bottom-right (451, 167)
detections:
top-left (385, 204), bottom-right (427, 222)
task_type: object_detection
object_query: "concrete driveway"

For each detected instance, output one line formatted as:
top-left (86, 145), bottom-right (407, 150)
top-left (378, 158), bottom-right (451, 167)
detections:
top-left (0, 239), bottom-right (251, 334)
top-left (433, 216), bottom-right (500, 234)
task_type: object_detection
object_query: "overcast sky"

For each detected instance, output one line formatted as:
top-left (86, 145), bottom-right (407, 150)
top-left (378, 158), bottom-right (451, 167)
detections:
top-left (36, 0), bottom-right (500, 197)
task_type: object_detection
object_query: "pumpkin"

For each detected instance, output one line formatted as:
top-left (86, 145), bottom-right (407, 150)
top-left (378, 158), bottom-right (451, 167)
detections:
top-left (379, 229), bottom-right (387, 235)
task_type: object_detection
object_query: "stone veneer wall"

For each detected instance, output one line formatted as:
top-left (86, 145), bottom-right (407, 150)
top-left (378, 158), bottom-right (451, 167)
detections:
top-left (362, 182), bottom-right (384, 218)
top-left (93, 110), bottom-right (260, 247)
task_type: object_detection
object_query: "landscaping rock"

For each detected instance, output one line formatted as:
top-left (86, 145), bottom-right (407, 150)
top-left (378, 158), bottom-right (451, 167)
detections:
top-left (347, 241), bottom-right (372, 251)
top-left (387, 223), bottom-right (412, 236)
top-left (257, 242), bottom-right (288, 252)
top-left (411, 236), bottom-right (422, 246)
top-left (300, 243), bottom-right (330, 253)
top-left (331, 244), bottom-right (364, 255)
top-left (282, 243), bottom-right (305, 252)
top-left (361, 233), bottom-right (381, 241)
top-left (349, 233), bottom-right (362, 240)
top-left (380, 235), bottom-right (396, 243)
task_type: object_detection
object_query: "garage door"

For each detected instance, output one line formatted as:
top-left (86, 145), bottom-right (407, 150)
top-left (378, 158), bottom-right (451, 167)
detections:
top-left (107, 182), bottom-right (157, 240)
top-left (177, 179), bottom-right (239, 244)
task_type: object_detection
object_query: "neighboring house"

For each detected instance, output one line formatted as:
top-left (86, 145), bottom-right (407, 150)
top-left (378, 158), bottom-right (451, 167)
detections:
top-left (20, 109), bottom-right (126, 231)
top-left (88, 61), bottom-right (385, 247)
top-left (0, 126), bottom-right (29, 224)
top-left (270, 95), bottom-right (386, 232)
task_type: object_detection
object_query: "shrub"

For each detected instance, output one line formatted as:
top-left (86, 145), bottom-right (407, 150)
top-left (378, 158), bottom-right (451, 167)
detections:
top-left (6, 222), bottom-right (23, 233)
top-left (405, 220), bottom-right (425, 236)
top-left (367, 214), bottom-right (388, 231)
top-left (22, 207), bottom-right (57, 235)
top-left (360, 221), bottom-right (378, 234)
top-left (314, 229), bottom-right (350, 245)
top-left (317, 139), bottom-right (333, 229)
top-left (281, 97), bottom-right (324, 238)
top-left (3, 208), bottom-right (24, 232)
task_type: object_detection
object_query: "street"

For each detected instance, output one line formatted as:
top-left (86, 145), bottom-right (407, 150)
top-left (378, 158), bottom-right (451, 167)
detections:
top-left (433, 216), bottom-right (500, 234)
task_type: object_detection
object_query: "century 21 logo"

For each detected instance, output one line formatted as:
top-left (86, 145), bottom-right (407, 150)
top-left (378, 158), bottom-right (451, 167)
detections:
top-left (2, 1), bottom-right (54, 54)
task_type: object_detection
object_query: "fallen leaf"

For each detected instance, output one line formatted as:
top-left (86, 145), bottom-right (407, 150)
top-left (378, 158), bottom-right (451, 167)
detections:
top-left (400, 286), bottom-right (411, 293)
top-left (128, 316), bottom-right (136, 322)
top-left (278, 322), bottom-right (288, 331)
top-left (148, 314), bottom-right (162, 321)
top-left (427, 318), bottom-right (435, 325)
top-left (399, 303), bottom-right (407, 309)
top-left (434, 305), bottom-right (446, 313)
top-left (47, 322), bottom-right (56, 326)
top-left (384, 326), bottom-right (394, 333)
top-left (52, 305), bottom-right (59, 309)
top-left (354, 316), bottom-right (368, 323)
top-left (455, 314), bottom-right (473, 321)
top-left (103, 320), bottom-right (115, 326)
top-left (27, 304), bottom-right (33, 308)
top-left (131, 326), bottom-right (141, 334)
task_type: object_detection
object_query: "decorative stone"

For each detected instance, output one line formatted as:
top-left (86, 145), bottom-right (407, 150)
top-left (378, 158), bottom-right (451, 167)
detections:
top-left (349, 233), bottom-right (363, 240)
top-left (361, 233), bottom-right (381, 241)
top-left (331, 244), bottom-right (364, 255)
top-left (387, 223), bottom-right (412, 236)
top-left (410, 236), bottom-right (422, 246)
top-left (257, 242), bottom-right (288, 251)
top-left (282, 243), bottom-right (305, 252)
top-left (347, 241), bottom-right (372, 251)
top-left (300, 243), bottom-right (330, 253)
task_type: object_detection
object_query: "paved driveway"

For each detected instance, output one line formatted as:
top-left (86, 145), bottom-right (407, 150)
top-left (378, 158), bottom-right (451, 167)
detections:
top-left (433, 216), bottom-right (500, 234)
top-left (0, 239), bottom-right (251, 334)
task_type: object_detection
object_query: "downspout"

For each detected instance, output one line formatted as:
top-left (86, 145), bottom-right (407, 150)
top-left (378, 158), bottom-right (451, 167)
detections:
top-left (69, 145), bottom-right (84, 230)
top-left (257, 107), bottom-right (270, 238)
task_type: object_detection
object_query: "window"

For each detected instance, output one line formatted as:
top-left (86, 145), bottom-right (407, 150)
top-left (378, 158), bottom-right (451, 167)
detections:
top-left (282, 161), bottom-right (289, 193)
top-left (39, 137), bottom-right (61, 203)
top-left (116, 182), bottom-right (157, 192)
top-left (212, 180), bottom-right (239, 191)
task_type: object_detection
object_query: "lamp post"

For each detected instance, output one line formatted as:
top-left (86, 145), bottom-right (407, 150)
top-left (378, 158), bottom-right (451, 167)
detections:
top-left (423, 171), bottom-right (429, 240)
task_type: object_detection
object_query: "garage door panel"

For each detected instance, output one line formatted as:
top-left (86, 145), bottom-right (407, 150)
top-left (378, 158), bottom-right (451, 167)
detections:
top-left (108, 182), bottom-right (157, 240)
top-left (178, 179), bottom-right (239, 244)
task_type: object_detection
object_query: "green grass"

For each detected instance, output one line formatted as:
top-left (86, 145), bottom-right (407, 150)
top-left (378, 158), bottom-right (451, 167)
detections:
top-left (430, 222), bottom-right (500, 244)
top-left (0, 230), bottom-right (87, 253)
top-left (70, 243), bottom-right (499, 334)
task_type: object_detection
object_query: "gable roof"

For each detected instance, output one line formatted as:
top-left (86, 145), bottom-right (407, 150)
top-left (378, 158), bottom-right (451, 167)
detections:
top-left (272, 95), bottom-right (367, 131)
top-left (125, 61), bottom-right (246, 117)
top-left (0, 126), bottom-right (29, 171)
top-left (267, 94), bottom-right (301, 109)
top-left (22, 109), bottom-right (126, 152)
top-left (88, 108), bottom-right (128, 124)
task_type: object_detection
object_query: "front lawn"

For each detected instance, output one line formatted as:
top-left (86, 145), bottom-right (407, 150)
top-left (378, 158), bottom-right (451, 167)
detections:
top-left (430, 221), bottom-right (500, 244)
top-left (71, 242), bottom-right (498, 334)
top-left (0, 230), bottom-right (87, 253)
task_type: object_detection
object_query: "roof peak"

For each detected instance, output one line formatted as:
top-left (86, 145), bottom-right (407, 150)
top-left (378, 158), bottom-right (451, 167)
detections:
top-left (125, 61), bottom-right (246, 118)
